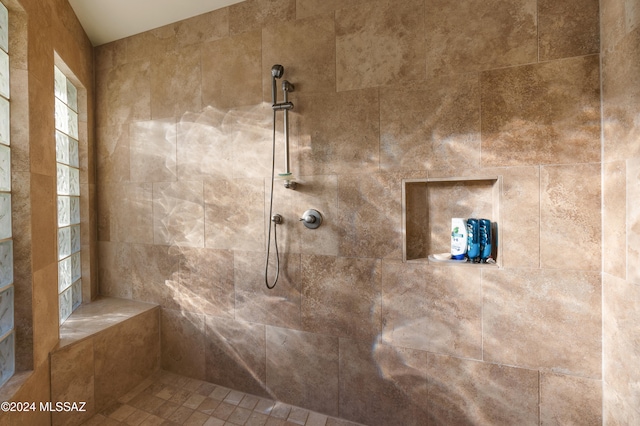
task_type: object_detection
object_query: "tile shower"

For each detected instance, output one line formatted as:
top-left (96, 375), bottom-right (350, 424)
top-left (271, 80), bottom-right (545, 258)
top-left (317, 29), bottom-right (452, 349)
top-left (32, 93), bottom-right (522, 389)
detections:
top-left (1, 0), bottom-right (639, 425)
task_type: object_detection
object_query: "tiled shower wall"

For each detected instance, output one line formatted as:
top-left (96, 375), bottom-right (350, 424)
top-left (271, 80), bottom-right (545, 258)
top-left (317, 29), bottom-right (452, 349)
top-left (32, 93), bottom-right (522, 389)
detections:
top-left (96, 0), bottom-right (604, 424)
top-left (601, 0), bottom-right (640, 423)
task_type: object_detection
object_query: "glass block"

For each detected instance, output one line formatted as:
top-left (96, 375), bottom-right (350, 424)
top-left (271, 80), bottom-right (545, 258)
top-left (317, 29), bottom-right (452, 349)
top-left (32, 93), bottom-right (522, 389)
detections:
top-left (54, 66), bottom-right (67, 103)
top-left (72, 279), bottom-right (81, 311)
top-left (0, 240), bottom-right (12, 289)
top-left (70, 252), bottom-right (81, 282)
top-left (55, 131), bottom-right (70, 165)
top-left (69, 167), bottom-right (79, 196)
top-left (56, 163), bottom-right (69, 195)
top-left (0, 193), bottom-right (10, 240)
top-left (0, 97), bottom-right (9, 146)
top-left (0, 286), bottom-right (12, 336)
top-left (0, 49), bottom-right (8, 100)
top-left (58, 256), bottom-right (72, 293)
top-left (70, 196), bottom-right (80, 225)
top-left (67, 107), bottom-right (78, 139)
top-left (70, 224), bottom-right (80, 254)
top-left (59, 288), bottom-right (72, 325)
top-left (54, 98), bottom-right (68, 134)
top-left (69, 137), bottom-right (79, 168)
top-left (57, 196), bottom-right (70, 227)
top-left (0, 3), bottom-right (7, 54)
top-left (0, 332), bottom-right (14, 387)
top-left (58, 226), bottom-right (70, 260)
top-left (0, 144), bottom-right (9, 192)
top-left (66, 79), bottom-right (78, 112)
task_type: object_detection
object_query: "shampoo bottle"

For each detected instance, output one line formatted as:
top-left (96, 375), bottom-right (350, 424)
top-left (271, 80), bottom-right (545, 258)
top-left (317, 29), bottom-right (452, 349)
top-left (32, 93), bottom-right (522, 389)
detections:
top-left (466, 218), bottom-right (480, 262)
top-left (451, 218), bottom-right (467, 260)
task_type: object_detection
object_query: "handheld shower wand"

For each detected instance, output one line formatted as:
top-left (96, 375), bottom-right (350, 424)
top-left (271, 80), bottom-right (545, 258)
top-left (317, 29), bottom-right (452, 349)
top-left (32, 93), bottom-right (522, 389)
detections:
top-left (265, 64), bottom-right (296, 290)
top-left (271, 64), bottom-right (284, 105)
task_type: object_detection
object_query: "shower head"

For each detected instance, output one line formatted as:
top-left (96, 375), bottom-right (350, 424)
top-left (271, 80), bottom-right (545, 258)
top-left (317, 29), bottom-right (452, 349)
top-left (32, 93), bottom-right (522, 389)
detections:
top-left (271, 64), bottom-right (285, 105)
top-left (271, 64), bottom-right (284, 79)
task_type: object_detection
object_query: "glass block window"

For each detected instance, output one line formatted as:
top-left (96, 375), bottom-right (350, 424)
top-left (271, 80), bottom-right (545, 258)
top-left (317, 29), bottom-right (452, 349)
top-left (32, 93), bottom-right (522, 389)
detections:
top-left (0, 0), bottom-right (14, 388)
top-left (54, 65), bottom-right (81, 324)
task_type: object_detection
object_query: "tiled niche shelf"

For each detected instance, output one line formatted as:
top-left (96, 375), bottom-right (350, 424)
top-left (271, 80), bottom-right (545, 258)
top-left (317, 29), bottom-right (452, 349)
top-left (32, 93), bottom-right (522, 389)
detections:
top-left (402, 176), bottom-right (502, 267)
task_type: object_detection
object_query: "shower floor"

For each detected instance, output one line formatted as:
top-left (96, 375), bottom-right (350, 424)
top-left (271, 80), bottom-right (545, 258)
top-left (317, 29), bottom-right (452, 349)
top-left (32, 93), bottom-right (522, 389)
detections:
top-left (81, 370), bottom-right (365, 426)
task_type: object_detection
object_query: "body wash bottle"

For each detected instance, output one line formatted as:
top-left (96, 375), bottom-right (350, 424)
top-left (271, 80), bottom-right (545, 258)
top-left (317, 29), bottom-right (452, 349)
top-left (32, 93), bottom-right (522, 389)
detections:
top-left (451, 218), bottom-right (467, 260)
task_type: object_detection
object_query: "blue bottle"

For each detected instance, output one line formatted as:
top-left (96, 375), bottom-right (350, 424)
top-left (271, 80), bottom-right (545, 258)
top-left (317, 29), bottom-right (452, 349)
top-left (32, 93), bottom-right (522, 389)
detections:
top-left (466, 218), bottom-right (480, 263)
top-left (480, 219), bottom-right (492, 262)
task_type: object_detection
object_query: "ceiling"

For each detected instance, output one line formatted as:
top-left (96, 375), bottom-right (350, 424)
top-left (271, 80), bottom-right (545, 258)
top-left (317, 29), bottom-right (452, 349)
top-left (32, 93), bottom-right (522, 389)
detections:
top-left (68, 0), bottom-right (246, 46)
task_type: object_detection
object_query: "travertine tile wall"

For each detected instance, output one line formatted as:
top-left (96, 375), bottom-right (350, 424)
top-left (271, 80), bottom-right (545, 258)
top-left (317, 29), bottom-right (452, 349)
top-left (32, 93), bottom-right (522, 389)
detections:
top-left (0, 0), bottom-right (95, 423)
top-left (601, 0), bottom-right (640, 423)
top-left (96, 0), bottom-right (605, 424)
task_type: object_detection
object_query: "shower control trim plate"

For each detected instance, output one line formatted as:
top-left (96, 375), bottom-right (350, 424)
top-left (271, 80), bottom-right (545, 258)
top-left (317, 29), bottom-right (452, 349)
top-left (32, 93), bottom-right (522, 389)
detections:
top-left (299, 209), bottom-right (322, 229)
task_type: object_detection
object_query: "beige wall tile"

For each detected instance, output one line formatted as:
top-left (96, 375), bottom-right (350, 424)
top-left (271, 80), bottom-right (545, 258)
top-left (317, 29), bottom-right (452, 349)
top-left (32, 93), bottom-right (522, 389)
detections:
top-left (96, 125), bottom-right (130, 183)
top-left (161, 308), bottom-right (205, 379)
top-left (204, 178), bottom-right (264, 251)
top-left (175, 8), bottom-right (229, 48)
top-left (604, 382), bottom-right (640, 426)
top-left (293, 89), bottom-right (379, 176)
top-left (301, 255), bottom-right (381, 341)
top-left (335, 0), bottom-right (425, 91)
top-left (481, 55), bottom-right (601, 167)
top-left (51, 338), bottom-right (95, 426)
top-left (96, 60), bottom-right (151, 128)
top-left (235, 251), bottom-right (301, 329)
top-left (150, 47), bottom-right (201, 120)
top-left (129, 118), bottom-right (177, 183)
top-left (295, 0), bottom-right (370, 20)
top-left (204, 315), bottom-right (268, 397)
top-left (201, 31), bottom-right (262, 110)
top-left (94, 309), bottom-right (160, 411)
top-left (380, 75), bottom-right (481, 173)
top-left (540, 164), bottom-right (601, 270)
top-left (98, 241), bottom-right (132, 299)
top-left (178, 247), bottom-right (234, 318)
top-left (125, 25), bottom-right (177, 63)
top-left (266, 326), bottom-right (339, 416)
top-left (627, 157), bottom-right (640, 283)
top-left (262, 14), bottom-right (335, 100)
top-left (425, 0), bottom-right (537, 76)
top-left (29, 77), bottom-right (56, 177)
top-left (427, 353), bottom-right (538, 425)
top-left (382, 261), bottom-right (482, 359)
top-left (538, 0), bottom-right (600, 61)
top-left (540, 372), bottom-right (602, 425)
top-left (339, 339), bottom-right (427, 426)
top-left (176, 108), bottom-right (233, 181)
top-left (602, 28), bottom-right (640, 162)
top-left (228, 0), bottom-right (296, 36)
top-left (152, 181), bottom-right (204, 247)
top-left (131, 244), bottom-right (181, 310)
top-left (30, 173), bottom-right (56, 272)
top-left (483, 268), bottom-right (602, 378)
top-left (603, 161), bottom-right (627, 279)
top-left (99, 182), bottom-right (154, 244)
top-left (603, 274), bottom-right (640, 413)
top-left (9, 68), bottom-right (29, 173)
top-left (337, 172), bottom-right (405, 259)
top-left (32, 262), bottom-right (59, 366)
top-left (499, 166), bottom-right (541, 268)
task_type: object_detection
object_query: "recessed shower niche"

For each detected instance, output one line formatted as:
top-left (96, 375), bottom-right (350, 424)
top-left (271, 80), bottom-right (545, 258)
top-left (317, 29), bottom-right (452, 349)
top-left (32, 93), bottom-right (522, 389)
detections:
top-left (402, 176), bottom-right (502, 266)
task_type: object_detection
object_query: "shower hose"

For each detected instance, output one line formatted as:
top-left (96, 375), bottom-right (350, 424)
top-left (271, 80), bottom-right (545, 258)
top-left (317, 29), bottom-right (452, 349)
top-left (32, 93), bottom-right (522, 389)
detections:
top-left (264, 109), bottom-right (280, 290)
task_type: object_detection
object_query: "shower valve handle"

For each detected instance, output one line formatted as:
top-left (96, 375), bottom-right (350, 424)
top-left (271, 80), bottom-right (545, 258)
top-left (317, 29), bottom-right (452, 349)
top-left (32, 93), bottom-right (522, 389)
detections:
top-left (299, 215), bottom-right (316, 224)
top-left (299, 209), bottom-right (322, 229)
